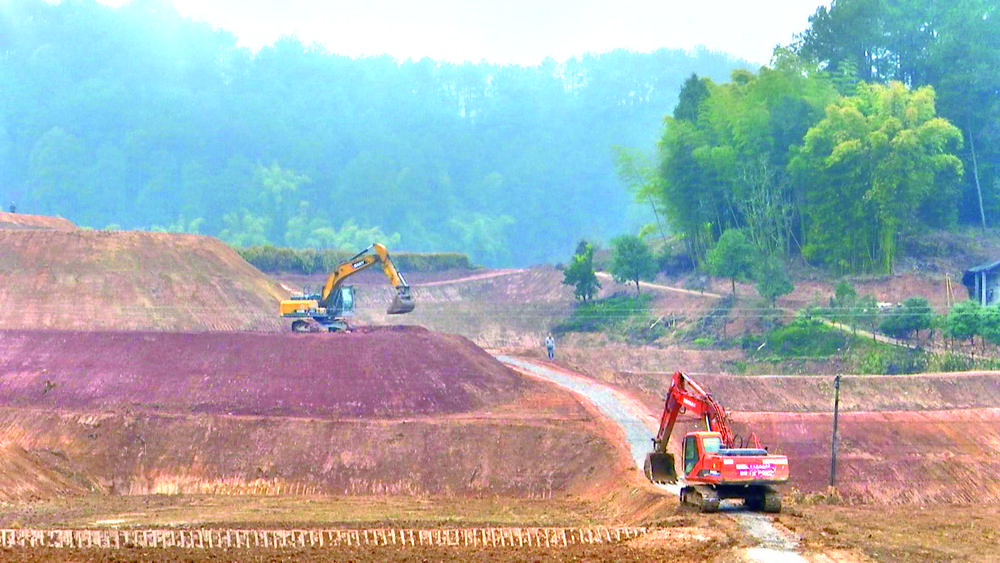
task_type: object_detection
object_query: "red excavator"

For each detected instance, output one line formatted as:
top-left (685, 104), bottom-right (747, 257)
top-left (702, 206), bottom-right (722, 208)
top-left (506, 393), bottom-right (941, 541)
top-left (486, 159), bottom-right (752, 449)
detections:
top-left (644, 371), bottom-right (788, 513)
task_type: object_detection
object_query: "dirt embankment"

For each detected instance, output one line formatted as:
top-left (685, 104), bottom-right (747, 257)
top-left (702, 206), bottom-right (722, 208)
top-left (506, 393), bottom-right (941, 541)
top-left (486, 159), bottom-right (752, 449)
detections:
top-left (0, 327), bottom-right (620, 502)
top-left (0, 211), bottom-right (76, 231)
top-left (0, 326), bottom-right (525, 418)
top-left (0, 229), bottom-right (286, 332)
top-left (0, 401), bottom-right (617, 501)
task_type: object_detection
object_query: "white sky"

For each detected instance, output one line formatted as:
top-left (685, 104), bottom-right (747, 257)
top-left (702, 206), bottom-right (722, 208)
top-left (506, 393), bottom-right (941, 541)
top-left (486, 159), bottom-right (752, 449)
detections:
top-left (106, 0), bottom-right (832, 66)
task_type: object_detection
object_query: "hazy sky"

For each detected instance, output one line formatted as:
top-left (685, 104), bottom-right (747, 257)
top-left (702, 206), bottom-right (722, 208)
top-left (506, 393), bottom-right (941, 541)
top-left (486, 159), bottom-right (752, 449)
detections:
top-left (108, 0), bottom-right (831, 66)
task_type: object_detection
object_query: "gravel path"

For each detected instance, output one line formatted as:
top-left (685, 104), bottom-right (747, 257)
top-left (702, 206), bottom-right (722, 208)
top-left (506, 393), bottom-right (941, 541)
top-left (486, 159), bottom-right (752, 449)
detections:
top-left (497, 356), bottom-right (805, 563)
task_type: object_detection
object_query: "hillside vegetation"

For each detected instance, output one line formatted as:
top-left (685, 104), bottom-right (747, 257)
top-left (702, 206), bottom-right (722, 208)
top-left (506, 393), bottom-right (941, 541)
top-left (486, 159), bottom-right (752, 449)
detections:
top-left (0, 0), bottom-right (750, 266)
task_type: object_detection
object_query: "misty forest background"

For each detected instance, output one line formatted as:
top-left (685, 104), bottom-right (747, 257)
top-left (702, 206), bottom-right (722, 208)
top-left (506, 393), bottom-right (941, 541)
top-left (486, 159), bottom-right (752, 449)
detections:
top-left (1, 0), bottom-right (998, 270)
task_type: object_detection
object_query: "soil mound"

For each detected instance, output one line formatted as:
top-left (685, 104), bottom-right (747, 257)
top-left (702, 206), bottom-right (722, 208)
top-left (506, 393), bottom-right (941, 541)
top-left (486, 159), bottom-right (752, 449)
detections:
top-left (0, 326), bottom-right (528, 418)
top-left (0, 229), bottom-right (286, 331)
top-left (0, 211), bottom-right (76, 231)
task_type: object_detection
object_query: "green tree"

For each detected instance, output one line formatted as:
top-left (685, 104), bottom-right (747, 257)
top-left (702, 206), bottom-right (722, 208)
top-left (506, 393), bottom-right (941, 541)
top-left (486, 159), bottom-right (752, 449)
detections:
top-left (706, 229), bottom-right (756, 296)
top-left (654, 53), bottom-right (839, 264)
top-left (562, 240), bottom-right (601, 301)
top-left (253, 162), bottom-right (310, 244)
top-left (790, 81), bottom-right (964, 273)
top-left (609, 235), bottom-right (656, 295)
top-left (673, 73), bottom-right (710, 123)
top-left (830, 280), bottom-right (858, 327)
top-left (878, 297), bottom-right (933, 341)
top-left (979, 306), bottom-right (1000, 349)
top-left (756, 256), bottom-right (794, 307)
top-left (219, 210), bottom-right (271, 247)
top-left (796, 0), bottom-right (999, 233)
top-left (853, 294), bottom-right (881, 340)
top-left (944, 300), bottom-right (981, 347)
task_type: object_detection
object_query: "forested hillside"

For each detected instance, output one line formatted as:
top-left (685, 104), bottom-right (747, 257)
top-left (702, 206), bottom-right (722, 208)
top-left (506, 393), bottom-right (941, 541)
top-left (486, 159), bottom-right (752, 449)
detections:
top-left (0, 0), bottom-right (750, 266)
top-left (647, 0), bottom-right (998, 274)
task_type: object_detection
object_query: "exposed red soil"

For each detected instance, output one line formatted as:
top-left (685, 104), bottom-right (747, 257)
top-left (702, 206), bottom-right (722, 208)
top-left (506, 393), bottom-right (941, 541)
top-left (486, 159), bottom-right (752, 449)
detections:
top-left (0, 230), bottom-right (286, 332)
top-left (0, 326), bottom-right (527, 418)
top-left (0, 325), bottom-right (621, 503)
top-left (0, 211), bottom-right (76, 231)
top-left (0, 393), bottom-right (617, 500)
top-left (739, 408), bottom-right (1000, 503)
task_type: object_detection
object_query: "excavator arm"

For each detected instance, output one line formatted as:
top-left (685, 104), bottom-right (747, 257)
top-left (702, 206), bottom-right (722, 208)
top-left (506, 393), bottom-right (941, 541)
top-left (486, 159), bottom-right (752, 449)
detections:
top-left (645, 371), bottom-right (760, 483)
top-left (318, 243), bottom-right (414, 315)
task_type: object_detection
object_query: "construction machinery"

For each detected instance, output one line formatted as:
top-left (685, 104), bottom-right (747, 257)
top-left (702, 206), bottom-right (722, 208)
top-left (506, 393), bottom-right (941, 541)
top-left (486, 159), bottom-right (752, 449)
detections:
top-left (279, 243), bottom-right (415, 332)
top-left (645, 371), bottom-right (789, 513)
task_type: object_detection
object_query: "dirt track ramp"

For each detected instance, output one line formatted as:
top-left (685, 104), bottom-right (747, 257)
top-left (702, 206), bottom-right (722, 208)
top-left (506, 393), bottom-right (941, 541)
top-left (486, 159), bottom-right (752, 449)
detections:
top-left (0, 229), bottom-right (285, 332)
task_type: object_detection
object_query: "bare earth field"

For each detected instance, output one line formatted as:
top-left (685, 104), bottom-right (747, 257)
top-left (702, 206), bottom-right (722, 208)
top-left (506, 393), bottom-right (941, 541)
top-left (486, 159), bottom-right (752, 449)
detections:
top-left (3, 221), bottom-right (1000, 561)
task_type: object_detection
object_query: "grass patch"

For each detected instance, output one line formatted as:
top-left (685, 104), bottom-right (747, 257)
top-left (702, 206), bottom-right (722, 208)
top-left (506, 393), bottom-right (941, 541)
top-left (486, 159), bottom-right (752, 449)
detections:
top-left (553, 293), bottom-right (666, 344)
top-left (745, 317), bottom-right (853, 359)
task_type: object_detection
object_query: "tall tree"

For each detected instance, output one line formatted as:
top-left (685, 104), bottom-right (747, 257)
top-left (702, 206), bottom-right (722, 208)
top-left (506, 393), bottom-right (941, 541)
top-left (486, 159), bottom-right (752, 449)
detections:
top-left (756, 256), bottom-right (794, 307)
top-left (879, 297), bottom-right (933, 340)
top-left (609, 235), bottom-right (657, 295)
top-left (562, 240), bottom-right (601, 301)
top-left (790, 82), bottom-right (963, 273)
top-left (706, 229), bottom-right (756, 296)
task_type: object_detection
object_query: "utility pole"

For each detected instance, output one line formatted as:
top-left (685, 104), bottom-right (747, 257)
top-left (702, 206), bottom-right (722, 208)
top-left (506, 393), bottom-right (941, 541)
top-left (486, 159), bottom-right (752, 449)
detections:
top-left (830, 374), bottom-right (841, 487)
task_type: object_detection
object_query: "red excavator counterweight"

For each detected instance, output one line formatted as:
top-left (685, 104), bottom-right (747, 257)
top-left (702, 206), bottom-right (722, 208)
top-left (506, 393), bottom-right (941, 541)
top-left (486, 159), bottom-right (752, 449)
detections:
top-left (645, 371), bottom-right (789, 513)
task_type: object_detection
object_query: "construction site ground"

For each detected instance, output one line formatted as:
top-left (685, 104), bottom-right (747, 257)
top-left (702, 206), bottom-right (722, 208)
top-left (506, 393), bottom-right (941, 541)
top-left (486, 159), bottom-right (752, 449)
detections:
top-left (2, 218), bottom-right (1000, 561)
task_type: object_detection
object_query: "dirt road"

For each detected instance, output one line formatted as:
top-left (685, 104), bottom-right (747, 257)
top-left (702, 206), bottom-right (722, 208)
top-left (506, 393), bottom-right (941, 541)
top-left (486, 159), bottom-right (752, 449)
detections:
top-left (497, 356), bottom-right (806, 563)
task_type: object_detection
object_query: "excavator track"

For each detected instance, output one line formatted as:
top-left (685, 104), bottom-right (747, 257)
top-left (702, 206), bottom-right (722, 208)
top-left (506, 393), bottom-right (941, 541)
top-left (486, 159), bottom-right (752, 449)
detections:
top-left (681, 485), bottom-right (720, 513)
top-left (763, 489), bottom-right (782, 513)
top-left (742, 486), bottom-right (782, 513)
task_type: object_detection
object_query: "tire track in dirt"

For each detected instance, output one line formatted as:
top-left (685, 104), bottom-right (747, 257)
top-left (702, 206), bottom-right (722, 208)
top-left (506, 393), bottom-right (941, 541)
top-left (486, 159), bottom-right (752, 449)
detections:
top-left (496, 356), bottom-right (806, 563)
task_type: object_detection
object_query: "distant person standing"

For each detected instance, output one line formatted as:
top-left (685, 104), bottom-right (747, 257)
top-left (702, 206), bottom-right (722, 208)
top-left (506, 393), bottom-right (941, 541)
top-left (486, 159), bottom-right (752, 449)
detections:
top-left (545, 333), bottom-right (555, 360)
top-left (8, 201), bottom-right (14, 213)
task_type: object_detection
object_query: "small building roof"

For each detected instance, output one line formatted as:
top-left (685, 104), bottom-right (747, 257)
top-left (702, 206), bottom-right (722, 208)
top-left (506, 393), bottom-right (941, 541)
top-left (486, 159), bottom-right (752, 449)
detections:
top-left (963, 259), bottom-right (1000, 287)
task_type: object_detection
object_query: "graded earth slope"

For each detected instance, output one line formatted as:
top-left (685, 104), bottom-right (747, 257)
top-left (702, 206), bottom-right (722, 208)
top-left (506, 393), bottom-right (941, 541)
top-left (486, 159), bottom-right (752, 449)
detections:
top-left (0, 229), bottom-right (287, 331)
top-left (0, 211), bottom-right (76, 231)
top-left (0, 326), bottom-right (621, 501)
top-left (0, 326), bottom-right (524, 417)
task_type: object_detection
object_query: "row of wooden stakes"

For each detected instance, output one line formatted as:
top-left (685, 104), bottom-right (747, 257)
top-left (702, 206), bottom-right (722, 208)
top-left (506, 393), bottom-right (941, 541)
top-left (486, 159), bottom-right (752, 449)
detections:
top-left (0, 527), bottom-right (647, 549)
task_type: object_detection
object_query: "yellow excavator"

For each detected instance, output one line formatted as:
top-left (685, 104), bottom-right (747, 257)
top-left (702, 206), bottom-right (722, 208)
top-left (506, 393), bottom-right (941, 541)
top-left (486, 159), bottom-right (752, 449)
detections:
top-left (278, 243), bottom-right (415, 332)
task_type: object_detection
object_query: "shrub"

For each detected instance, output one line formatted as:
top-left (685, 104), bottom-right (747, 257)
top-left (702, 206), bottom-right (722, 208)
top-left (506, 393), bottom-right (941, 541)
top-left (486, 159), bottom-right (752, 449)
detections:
top-left (761, 317), bottom-right (846, 358)
top-left (858, 348), bottom-right (927, 374)
top-left (236, 245), bottom-right (473, 273)
top-left (553, 293), bottom-right (664, 344)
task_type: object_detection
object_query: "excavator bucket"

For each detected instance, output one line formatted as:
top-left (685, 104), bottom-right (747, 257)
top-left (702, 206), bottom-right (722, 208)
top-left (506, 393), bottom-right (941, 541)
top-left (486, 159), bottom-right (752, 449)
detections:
top-left (644, 452), bottom-right (678, 484)
top-left (386, 288), bottom-right (415, 315)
